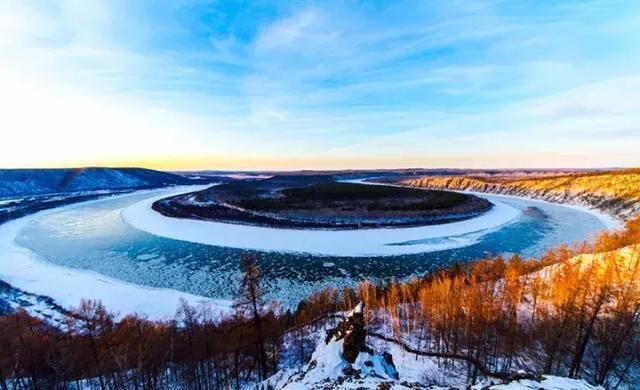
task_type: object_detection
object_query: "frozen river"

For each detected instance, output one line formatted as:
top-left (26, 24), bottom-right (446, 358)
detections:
top-left (6, 186), bottom-right (613, 310)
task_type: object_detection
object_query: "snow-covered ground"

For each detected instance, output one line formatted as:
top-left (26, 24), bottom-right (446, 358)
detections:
top-left (220, 173), bottom-right (274, 180)
top-left (481, 376), bottom-right (603, 390)
top-left (0, 188), bottom-right (230, 321)
top-left (264, 306), bottom-right (603, 390)
top-left (122, 189), bottom-right (522, 257)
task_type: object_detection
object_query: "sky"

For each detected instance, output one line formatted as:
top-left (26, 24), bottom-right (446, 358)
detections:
top-left (1, 0), bottom-right (639, 171)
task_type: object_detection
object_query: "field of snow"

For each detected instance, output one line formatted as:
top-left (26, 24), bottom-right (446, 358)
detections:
top-left (122, 189), bottom-right (522, 257)
top-left (0, 189), bottom-right (230, 321)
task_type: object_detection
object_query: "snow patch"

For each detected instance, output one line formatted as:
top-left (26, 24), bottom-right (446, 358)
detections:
top-left (478, 375), bottom-right (603, 389)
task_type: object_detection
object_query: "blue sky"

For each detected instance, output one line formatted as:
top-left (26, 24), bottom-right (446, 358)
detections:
top-left (1, 0), bottom-right (639, 170)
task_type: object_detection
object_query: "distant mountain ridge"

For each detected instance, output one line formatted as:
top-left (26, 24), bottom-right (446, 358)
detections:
top-left (0, 167), bottom-right (196, 197)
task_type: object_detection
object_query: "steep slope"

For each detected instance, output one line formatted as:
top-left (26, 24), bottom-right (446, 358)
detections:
top-left (397, 170), bottom-right (640, 220)
top-left (0, 167), bottom-right (196, 197)
top-left (264, 304), bottom-right (401, 389)
top-left (264, 304), bottom-right (603, 389)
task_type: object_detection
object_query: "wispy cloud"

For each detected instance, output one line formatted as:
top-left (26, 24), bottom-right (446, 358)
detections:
top-left (255, 8), bottom-right (326, 51)
top-left (0, 0), bottom-right (638, 169)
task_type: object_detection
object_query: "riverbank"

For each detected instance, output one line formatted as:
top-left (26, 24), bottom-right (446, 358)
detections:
top-left (123, 189), bottom-right (521, 257)
top-left (0, 187), bottom-right (229, 322)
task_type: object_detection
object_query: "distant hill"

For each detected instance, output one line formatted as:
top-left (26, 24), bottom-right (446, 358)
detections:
top-left (0, 167), bottom-right (198, 197)
top-left (397, 169), bottom-right (640, 220)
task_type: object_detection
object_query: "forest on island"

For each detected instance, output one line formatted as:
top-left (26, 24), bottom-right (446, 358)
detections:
top-left (153, 180), bottom-right (491, 229)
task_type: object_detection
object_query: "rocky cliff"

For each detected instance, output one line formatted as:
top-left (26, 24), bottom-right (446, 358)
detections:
top-left (397, 170), bottom-right (640, 221)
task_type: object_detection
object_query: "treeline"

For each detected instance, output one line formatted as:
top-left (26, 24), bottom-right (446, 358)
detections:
top-left (353, 216), bottom-right (640, 387)
top-left (1, 218), bottom-right (639, 389)
top-left (0, 256), bottom-right (293, 389)
top-left (0, 255), bottom-right (349, 390)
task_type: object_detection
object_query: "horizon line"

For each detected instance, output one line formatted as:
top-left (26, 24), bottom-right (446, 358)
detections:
top-left (0, 165), bottom-right (635, 173)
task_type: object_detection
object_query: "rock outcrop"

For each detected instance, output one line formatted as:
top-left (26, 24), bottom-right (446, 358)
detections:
top-left (262, 303), bottom-right (400, 389)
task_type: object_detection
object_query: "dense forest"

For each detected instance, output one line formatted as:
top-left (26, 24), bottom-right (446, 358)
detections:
top-left (153, 180), bottom-right (491, 229)
top-left (2, 217), bottom-right (640, 389)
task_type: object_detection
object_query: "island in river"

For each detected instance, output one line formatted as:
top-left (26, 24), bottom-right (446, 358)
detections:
top-left (152, 175), bottom-right (492, 229)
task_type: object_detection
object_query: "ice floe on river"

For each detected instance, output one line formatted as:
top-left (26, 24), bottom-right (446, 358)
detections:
top-left (0, 190), bottom-right (230, 321)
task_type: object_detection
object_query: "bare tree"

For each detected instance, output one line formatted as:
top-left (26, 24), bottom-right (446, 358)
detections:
top-left (234, 252), bottom-right (269, 380)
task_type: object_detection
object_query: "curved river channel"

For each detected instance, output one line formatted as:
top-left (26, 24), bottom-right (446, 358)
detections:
top-left (10, 186), bottom-right (612, 308)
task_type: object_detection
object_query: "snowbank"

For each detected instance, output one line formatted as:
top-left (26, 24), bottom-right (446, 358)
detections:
top-left (122, 189), bottom-right (522, 257)
top-left (0, 190), bottom-right (230, 321)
